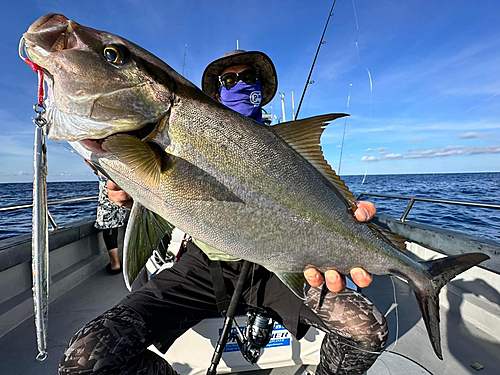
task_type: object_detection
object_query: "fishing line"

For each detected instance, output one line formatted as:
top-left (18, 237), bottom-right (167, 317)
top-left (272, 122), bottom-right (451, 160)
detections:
top-left (302, 74), bottom-right (315, 119)
top-left (462, 92), bottom-right (500, 114)
top-left (332, 275), bottom-right (399, 357)
top-left (332, 338), bottom-right (434, 373)
top-left (351, 0), bottom-right (373, 117)
top-left (337, 84), bottom-right (352, 175)
top-left (386, 276), bottom-right (399, 351)
top-left (377, 355), bottom-right (393, 375)
top-left (384, 351), bottom-right (434, 375)
top-left (249, 262), bottom-right (256, 306)
top-left (52, 140), bottom-right (79, 154)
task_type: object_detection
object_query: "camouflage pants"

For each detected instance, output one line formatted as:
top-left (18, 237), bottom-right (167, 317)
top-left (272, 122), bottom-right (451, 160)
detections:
top-left (302, 286), bottom-right (388, 375)
top-left (59, 287), bottom-right (387, 375)
top-left (58, 305), bottom-right (175, 375)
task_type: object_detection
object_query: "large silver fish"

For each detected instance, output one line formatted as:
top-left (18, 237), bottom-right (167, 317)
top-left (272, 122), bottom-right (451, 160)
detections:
top-left (22, 13), bottom-right (489, 360)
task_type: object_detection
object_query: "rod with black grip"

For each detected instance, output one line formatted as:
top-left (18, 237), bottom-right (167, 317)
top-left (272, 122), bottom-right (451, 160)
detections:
top-left (207, 260), bottom-right (252, 375)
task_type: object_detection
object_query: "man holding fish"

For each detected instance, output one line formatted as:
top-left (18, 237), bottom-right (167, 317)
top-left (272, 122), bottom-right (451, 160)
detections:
top-left (21, 14), bottom-right (488, 375)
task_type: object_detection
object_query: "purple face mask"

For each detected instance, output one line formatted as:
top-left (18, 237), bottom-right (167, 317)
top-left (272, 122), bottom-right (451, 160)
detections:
top-left (219, 81), bottom-right (263, 123)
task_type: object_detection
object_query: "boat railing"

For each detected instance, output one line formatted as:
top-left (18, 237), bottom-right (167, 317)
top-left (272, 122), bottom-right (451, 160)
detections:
top-left (2, 193), bottom-right (499, 229)
top-left (356, 192), bottom-right (500, 222)
top-left (0, 196), bottom-right (98, 231)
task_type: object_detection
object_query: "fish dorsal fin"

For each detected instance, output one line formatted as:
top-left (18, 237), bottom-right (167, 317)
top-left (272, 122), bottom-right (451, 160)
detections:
top-left (366, 222), bottom-right (408, 254)
top-left (272, 113), bottom-right (357, 210)
top-left (102, 134), bottom-right (164, 188)
top-left (123, 202), bottom-right (174, 291)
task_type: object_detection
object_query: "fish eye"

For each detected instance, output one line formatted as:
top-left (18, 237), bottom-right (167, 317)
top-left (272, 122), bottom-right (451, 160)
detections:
top-left (103, 44), bottom-right (128, 64)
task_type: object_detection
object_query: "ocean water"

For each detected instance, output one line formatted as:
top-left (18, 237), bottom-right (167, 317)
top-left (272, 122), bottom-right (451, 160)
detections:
top-left (0, 181), bottom-right (98, 240)
top-left (342, 172), bottom-right (500, 243)
top-left (0, 172), bottom-right (499, 242)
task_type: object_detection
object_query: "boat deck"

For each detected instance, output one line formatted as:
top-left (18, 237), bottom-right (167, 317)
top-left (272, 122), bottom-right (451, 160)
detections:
top-left (0, 264), bottom-right (498, 375)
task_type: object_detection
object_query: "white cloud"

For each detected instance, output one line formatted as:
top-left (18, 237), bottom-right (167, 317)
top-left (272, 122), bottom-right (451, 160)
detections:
top-left (49, 172), bottom-right (73, 176)
top-left (361, 145), bottom-right (500, 162)
top-left (385, 153), bottom-right (403, 159)
top-left (363, 147), bottom-right (389, 155)
top-left (457, 132), bottom-right (491, 139)
top-left (421, 120), bottom-right (500, 131)
top-left (361, 156), bottom-right (379, 162)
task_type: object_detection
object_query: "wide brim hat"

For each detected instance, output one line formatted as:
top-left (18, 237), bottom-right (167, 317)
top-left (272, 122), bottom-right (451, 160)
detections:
top-left (202, 50), bottom-right (277, 106)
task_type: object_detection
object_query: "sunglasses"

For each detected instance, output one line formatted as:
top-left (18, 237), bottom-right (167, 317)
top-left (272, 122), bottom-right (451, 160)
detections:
top-left (219, 68), bottom-right (259, 89)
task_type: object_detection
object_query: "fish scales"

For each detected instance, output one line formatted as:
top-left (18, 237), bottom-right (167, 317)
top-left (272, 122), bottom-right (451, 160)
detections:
top-left (104, 96), bottom-right (399, 275)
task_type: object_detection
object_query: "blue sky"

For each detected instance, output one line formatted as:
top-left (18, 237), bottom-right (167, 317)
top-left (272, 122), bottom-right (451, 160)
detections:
top-left (1, 0), bottom-right (499, 182)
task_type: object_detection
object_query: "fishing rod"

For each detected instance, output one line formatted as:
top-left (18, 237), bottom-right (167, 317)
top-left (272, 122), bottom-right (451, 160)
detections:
top-left (295, 0), bottom-right (338, 119)
top-left (182, 44), bottom-right (187, 77)
top-left (207, 260), bottom-right (252, 375)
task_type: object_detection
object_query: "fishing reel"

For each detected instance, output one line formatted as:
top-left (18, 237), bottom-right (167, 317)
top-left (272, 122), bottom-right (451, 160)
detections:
top-left (232, 308), bottom-right (274, 364)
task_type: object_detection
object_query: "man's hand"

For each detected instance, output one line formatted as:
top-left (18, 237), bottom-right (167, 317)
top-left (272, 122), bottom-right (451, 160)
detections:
top-left (353, 200), bottom-right (377, 222)
top-left (303, 201), bottom-right (376, 292)
top-left (107, 180), bottom-right (133, 209)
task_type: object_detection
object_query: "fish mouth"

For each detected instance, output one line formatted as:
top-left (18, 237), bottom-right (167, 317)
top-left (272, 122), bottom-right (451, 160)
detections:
top-left (78, 120), bottom-right (158, 155)
top-left (24, 14), bottom-right (86, 54)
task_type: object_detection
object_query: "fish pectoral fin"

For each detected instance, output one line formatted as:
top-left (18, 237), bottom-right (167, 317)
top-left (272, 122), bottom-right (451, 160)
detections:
top-left (366, 222), bottom-right (408, 255)
top-left (102, 134), bottom-right (167, 188)
top-left (271, 114), bottom-right (357, 210)
top-left (275, 272), bottom-right (307, 300)
top-left (123, 202), bottom-right (174, 291)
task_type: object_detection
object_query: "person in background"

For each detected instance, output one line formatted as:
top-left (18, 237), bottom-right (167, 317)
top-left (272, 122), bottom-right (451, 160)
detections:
top-left (85, 160), bottom-right (128, 275)
top-left (60, 50), bottom-right (384, 375)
